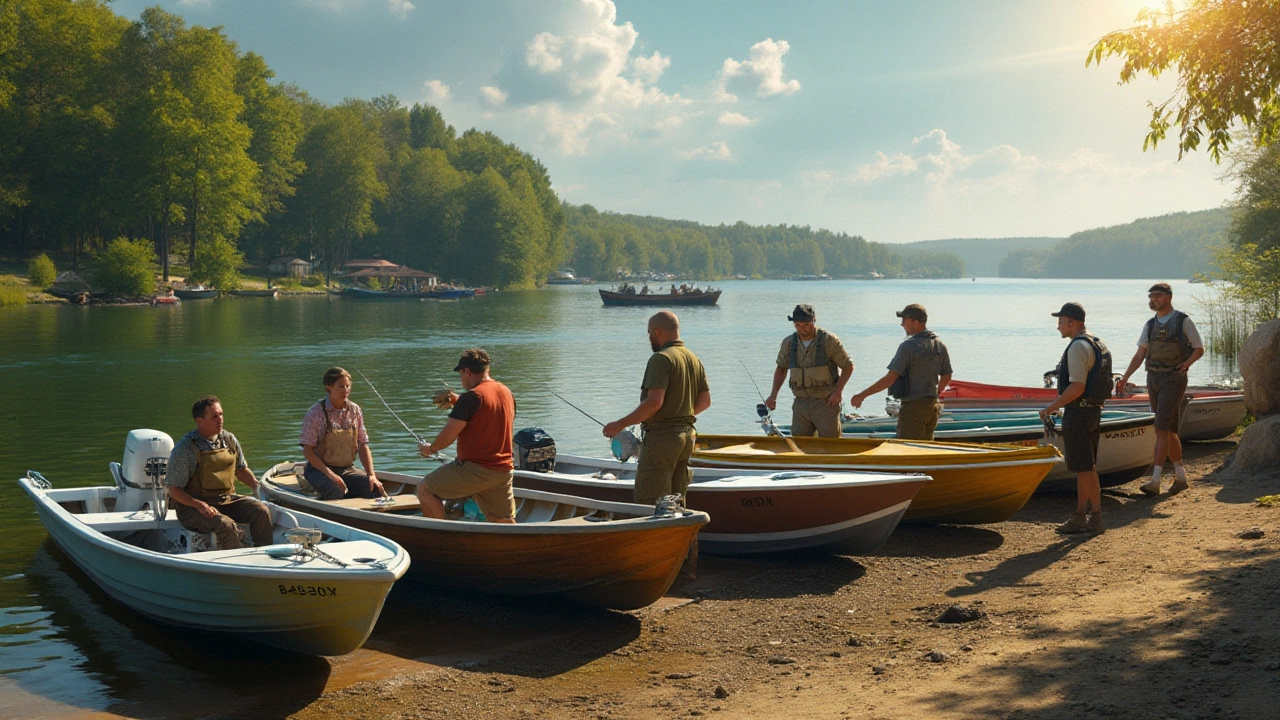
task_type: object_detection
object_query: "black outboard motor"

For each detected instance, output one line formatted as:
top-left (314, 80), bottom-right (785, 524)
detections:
top-left (513, 426), bottom-right (557, 472)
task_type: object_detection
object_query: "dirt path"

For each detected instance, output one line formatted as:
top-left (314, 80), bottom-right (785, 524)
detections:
top-left (223, 442), bottom-right (1279, 719)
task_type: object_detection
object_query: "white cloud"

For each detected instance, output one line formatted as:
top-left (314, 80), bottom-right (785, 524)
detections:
top-left (679, 141), bottom-right (733, 161)
top-left (718, 111), bottom-right (753, 126)
top-left (480, 86), bottom-right (509, 107)
top-left (715, 38), bottom-right (801, 102)
top-left (423, 79), bottom-right (451, 103)
top-left (386, 0), bottom-right (414, 18)
top-left (632, 52), bottom-right (670, 85)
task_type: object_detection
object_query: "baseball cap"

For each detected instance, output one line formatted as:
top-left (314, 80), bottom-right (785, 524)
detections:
top-left (895, 304), bottom-right (927, 323)
top-left (1051, 302), bottom-right (1086, 322)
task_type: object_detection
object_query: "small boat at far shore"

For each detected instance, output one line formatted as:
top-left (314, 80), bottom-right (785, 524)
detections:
top-left (599, 286), bottom-right (720, 307)
top-left (231, 289), bottom-right (279, 298)
top-left (174, 286), bottom-right (218, 300)
top-left (19, 430), bottom-right (409, 656)
top-left (261, 463), bottom-right (707, 610)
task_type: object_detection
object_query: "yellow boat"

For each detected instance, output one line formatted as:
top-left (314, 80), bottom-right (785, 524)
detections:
top-left (690, 435), bottom-right (1062, 525)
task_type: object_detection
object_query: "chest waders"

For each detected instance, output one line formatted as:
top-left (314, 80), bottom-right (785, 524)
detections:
top-left (188, 445), bottom-right (237, 500)
top-left (314, 400), bottom-right (358, 467)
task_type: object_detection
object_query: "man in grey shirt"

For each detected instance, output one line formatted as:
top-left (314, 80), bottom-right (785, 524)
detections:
top-left (849, 304), bottom-right (953, 440)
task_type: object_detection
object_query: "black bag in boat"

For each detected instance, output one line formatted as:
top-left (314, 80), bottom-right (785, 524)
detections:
top-left (513, 426), bottom-right (556, 472)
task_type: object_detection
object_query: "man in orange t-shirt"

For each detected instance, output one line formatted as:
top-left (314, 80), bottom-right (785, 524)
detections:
top-left (416, 349), bottom-right (517, 523)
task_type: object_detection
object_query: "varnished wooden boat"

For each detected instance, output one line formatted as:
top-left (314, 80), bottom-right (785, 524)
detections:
top-left (260, 463), bottom-right (707, 610)
top-left (678, 435), bottom-right (1062, 525)
top-left (599, 288), bottom-right (721, 306)
top-left (513, 467), bottom-right (930, 556)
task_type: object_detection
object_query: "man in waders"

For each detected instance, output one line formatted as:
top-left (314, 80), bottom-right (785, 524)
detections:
top-left (1115, 282), bottom-right (1205, 496)
top-left (763, 304), bottom-right (854, 437)
top-left (299, 366), bottom-right (386, 500)
top-left (166, 396), bottom-right (273, 549)
top-left (849, 304), bottom-right (952, 440)
top-left (1039, 302), bottom-right (1112, 535)
top-left (417, 349), bottom-right (518, 523)
top-left (604, 311), bottom-right (710, 576)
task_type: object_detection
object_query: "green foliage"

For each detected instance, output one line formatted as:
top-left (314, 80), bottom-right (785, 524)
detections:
top-left (998, 209), bottom-right (1230, 279)
top-left (95, 237), bottom-right (157, 296)
top-left (300, 272), bottom-right (324, 287)
top-left (898, 249), bottom-right (965, 279)
top-left (188, 237), bottom-right (244, 290)
top-left (1212, 243), bottom-right (1280, 318)
top-left (900, 237), bottom-right (1058, 277)
top-left (0, 276), bottom-right (27, 306)
top-left (1228, 142), bottom-right (1280, 253)
top-left (1088, 1), bottom-right (1280, 160)
top-left (366, 277), bottom-right (381, 290)
top-left (28, 253), bottom-right (56, 287)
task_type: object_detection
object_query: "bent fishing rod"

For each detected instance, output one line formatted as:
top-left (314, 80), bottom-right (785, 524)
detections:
top-left (355, 368), bottom-right (427, 445)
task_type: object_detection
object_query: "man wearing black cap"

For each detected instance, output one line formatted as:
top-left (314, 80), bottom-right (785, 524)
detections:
top-left (416, 348), bottom-right (517, 523)
top-left (1039, 302), bottom-right (1112, 534)
top-left (849, 304), bottom-right (952, 440)
top-left (1115, 282), bottom-right (1204, 496)
top-left (764, 304), bottom-right (854, 438)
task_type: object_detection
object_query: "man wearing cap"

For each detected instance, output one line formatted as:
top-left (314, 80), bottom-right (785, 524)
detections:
top-left (848, 304), bottom-right (952, 440)
top-left (1039, 302), bottom-right (1112, 534)
top-left (764, 304), bottom-right (855, 438)
top-left (416, 349), bottom-right (517, 523)
top-left (1116, 282), bottom-right (1204, 496)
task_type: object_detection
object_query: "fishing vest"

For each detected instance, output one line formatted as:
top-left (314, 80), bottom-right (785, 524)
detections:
top-left (1056, 334), bottom-right (1113, 408)
top-left (788, 329), bottom-right (839, 396)
top-left (1143, 310), bottom-right (1193, 372)
top-left (313, 399), bottom-right (358, 468)
top-left (187, 442), bottom-right (237, 501)
top-left (889, 330), bottom-right (945, 400)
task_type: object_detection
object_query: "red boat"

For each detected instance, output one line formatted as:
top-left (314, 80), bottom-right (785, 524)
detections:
top-left (939, 380), bottom-right (1245, 441)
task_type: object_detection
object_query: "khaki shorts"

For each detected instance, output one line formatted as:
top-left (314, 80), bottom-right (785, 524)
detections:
top-left (791, 396), bottom-right (842, 438)
top-left (635, 426), bottom-right (696, 505)
top-left (421, 460), bottom-right (515, 520)
top-left (896, 397), bottom-right (941, 440)
top-left (1147, 370), bottom-right (1188, 433)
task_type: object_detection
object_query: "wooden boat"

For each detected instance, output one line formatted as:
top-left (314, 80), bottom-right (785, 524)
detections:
top-left (173, 287), bottom-right (218, 300)
top-left (599, 287), bottom-right (721, 307)
top-left (512, 466), bottom-right (930, 556)
top-left (19, 466), bottom-right (409, 656)
top-left (343, 286), bottom-right (425, 299)
top-left (826, 410), bottom-right (1156, 490)
top-left (940, 379), bottom-right (1245, 441)
top-left (231, 289), bottom-right (279, 298)
top-left (260, 463), bottom-right (707, 610)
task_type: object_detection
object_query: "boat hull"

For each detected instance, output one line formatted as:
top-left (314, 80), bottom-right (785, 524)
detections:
top-left (512, 467), bottom-right (929, 555)
top-left (678, 435), bottom-right (1062, 524)
top-left (261, 466), bottom-right (707, 610)
top-left (20, 479), bottom-right (408, 656)
top-left (599, 289), bottom-right (721, 306)
top-left (173, 289), bottom-right (218, 300)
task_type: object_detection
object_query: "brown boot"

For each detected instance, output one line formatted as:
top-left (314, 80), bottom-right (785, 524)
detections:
top-left (1169, 477), bottom-right (1190, 494)
top-left (1056, 512), bottom-right (1089, 534)
top-left (1086, 512), bottom-right (1104, 534)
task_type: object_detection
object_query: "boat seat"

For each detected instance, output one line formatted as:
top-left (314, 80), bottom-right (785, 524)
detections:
top-left (700, 443), bottom-right (785, 456)
top-left (77, 510), bottom-right (179, 533)
top-left (329, 495), bottom-right (422, 512)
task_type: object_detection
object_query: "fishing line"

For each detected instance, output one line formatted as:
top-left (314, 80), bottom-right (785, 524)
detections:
top-left (542, 383), bottom-right (607, 427)
top-left (355, 369), bottom-right (426, 445)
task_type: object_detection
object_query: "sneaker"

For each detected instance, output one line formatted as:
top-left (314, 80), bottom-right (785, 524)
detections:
top-left (1139, 479), bottom-right (1162, 497)
top-left (1086, 513), bottom-right (1105, 534)
top-left (1056, 512), bottom-right (1089, 534)
top-left (1168, 478), bottom-right (1190, 494)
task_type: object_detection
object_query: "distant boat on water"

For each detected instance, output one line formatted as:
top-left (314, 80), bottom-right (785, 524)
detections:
top-left (547, 270), bottom-right (583, 285)
top-left (789, 274), bottom-right (831, 281)
top-left (599, 284), bottom-right (720, 306)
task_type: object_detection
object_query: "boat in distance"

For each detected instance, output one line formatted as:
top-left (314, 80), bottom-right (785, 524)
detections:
top-left (19, 433), bottom-right (409, 656)
top-left (173, 286), bottom-right (218, 300)
top-left (599, 286), bottom-right (720, 306)
top-left (512, 466), bottom-right (930, 556)
top-left (939, 379), bottom-right (1245, 441)
top-left (260, 463), bottom-right (707, 610)
top-left (669, 435), bottom-right (1063, 525)
top-left (821, 409), bottom-right (1156, 490)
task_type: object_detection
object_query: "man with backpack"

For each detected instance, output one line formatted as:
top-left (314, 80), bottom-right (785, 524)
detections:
top-left (764, 304), bottom-right (855, 437)
top-left (1115, 282), bottom-right (1205, 496)
top-left (849, 304), bottom-right (952, 440)
top-left (1040, 302), bottom-right (1112, 534)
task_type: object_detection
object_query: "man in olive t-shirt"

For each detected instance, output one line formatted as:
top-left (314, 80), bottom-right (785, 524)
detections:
top-left (603, 311), bottom-right (711, 506)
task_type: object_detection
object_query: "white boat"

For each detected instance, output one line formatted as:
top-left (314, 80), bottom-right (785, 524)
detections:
top-left (18, 429), bottom-right (410, 656)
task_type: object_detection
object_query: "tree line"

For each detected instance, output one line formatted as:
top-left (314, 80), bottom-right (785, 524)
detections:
top-left (0, 0), bottom-right (562, 290)
top-left (563, 207), bottom-right (965, 280)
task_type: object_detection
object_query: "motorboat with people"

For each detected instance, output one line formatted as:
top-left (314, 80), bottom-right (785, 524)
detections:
top-left (599, 283), bottom-right (721, 306)
top-left (19, 429), bottom-right (409, 656)
top-left (260, 463), bottom-right (707, 610)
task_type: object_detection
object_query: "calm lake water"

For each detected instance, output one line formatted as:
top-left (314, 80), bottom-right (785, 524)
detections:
top-left (0, 278), bottom-right (1235, 716)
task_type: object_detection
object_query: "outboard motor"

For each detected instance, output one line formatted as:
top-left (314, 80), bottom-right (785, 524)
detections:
top-left (110, 429), bottom-right (174, 513)
top-left (513, 426), bottom-right (557, 472)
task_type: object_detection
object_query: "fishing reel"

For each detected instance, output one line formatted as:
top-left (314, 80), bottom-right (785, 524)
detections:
top-left (611, 427), bottom-right (641, 462)
top-left (432, 387), bottom-right (456, 411)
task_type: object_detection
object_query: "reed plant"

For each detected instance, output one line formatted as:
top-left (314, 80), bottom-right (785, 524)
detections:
top-left (0, 275), bottom-right (29, 306)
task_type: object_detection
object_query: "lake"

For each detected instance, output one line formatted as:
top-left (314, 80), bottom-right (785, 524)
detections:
top-left (0, 278), bottom-right (1236, 716)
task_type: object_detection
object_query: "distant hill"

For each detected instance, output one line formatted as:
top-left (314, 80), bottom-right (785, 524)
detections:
top-left (896, 237), bottom-right (1060, 277)
top-left (999, 208), bottom-right (1231, 279)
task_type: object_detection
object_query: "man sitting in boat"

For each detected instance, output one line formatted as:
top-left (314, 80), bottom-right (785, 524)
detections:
top-left (299, 367), bottom-right (386, 500)
top-left (165, 396), bottom-right (274, 549)
top-left (415, 349), bottom-right (517, 523)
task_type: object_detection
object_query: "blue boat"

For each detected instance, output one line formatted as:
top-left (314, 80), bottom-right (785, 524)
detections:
top-left (427, 288), bottom-right (476, 299)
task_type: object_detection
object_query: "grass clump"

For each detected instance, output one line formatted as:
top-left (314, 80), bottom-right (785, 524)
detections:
top-left (0, 275), bottom-right (29, 306)
top-left (28, 254), bottom-right (56, 287)
top-left (1254, 495), bottom-right (1280, 508)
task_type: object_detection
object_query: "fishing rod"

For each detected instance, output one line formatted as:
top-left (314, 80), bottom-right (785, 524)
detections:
top-left (543, 382), bottom-right (641, 461)
top-left (355, 369), bottom-right (426, 445)
top-left (543, 383), bottom-right (606, 427)
top-left (738, 360), bottom-right (803, 453)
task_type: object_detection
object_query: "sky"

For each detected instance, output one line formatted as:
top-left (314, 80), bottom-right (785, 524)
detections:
top-left (111, 0), bottom-right (1233, 243)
